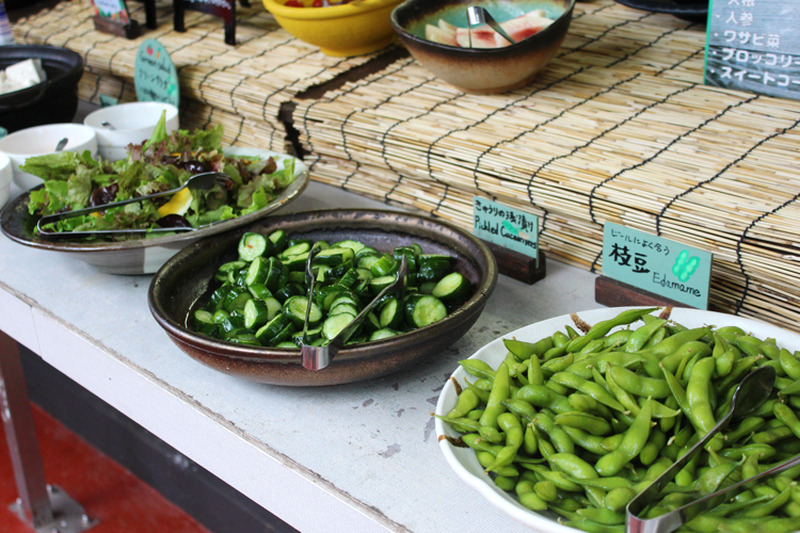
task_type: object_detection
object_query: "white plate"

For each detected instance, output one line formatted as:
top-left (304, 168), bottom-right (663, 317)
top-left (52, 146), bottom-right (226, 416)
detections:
top-left (434, 306), bottom-right (800, 532)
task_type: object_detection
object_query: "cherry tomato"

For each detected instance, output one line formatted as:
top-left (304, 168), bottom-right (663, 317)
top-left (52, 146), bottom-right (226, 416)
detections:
top-left (312, 0), bottom-right (324, 6)
top-left (284, 0), bottom-right (304, 6)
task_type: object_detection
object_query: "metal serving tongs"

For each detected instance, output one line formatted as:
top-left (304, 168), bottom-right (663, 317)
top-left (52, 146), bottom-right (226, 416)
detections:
top-left (626, 365), bottom-right (793, 533)
top-left (466, 5), bottom-right (517, 48)
top-left (35, 171), bottom-right (232, 238)
top-left (300, 245), bottom-right (408, 371)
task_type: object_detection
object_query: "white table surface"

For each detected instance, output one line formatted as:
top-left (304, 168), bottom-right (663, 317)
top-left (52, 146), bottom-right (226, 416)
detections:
top-left (0, 177), bottom-right (602, 532)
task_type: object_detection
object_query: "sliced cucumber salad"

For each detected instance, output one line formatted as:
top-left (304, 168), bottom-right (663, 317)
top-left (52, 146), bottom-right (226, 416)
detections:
top-left (191, 231), bottom-right (472, 347)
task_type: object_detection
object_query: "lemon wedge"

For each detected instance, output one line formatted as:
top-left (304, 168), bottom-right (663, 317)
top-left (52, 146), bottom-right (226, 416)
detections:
top-left (158, 187), bottom-right (193, 217)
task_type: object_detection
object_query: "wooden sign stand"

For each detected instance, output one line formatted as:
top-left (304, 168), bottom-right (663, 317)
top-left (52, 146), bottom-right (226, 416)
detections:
top-left (91, 0), bottom-right (141, 38)
top-left (173, 0), bottom-right (236, 45)
top-left (595, 275), bottom-right (689, 309)
top-left (483, 241), bottom-right (546, 285)
top-left (93, 13), bottom-right (140, 38)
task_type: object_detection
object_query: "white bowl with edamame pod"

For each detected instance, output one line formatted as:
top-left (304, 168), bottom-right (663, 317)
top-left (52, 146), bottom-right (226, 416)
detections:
top-left (435, 306), bottom-right (800, 532)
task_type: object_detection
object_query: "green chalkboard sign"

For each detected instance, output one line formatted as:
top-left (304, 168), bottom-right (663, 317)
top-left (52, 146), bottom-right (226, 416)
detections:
top-left (473, 197), bottom-right (539, 264)
top-left (134, 39), bottom-right (180, 107)
top-left (705, 0), bottom-right (800, 100)
top-left (602, 222), bottom-right (711, 309)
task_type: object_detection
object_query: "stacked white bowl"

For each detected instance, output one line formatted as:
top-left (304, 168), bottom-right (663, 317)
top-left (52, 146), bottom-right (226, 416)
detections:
top-left (0, 123), bottom-right (98, 191)
top-left (84, 102), bottom-right (179, 161)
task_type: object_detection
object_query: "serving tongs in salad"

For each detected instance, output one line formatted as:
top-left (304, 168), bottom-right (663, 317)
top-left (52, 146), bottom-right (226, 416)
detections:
top-left (300, 245), bottom-right (408, 371)
top-left (35, 171), bottom-right (233, 238)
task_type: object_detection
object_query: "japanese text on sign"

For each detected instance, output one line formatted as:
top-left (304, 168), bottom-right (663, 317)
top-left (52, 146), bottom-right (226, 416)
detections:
top-left (705, 0), bottom-right (800, 100)
top-left (602, 222), bottom-right (711, 309)
top-left (134, 39), bottom-right (180, 107)
top-left (473, 197), bottom-right (539, 261)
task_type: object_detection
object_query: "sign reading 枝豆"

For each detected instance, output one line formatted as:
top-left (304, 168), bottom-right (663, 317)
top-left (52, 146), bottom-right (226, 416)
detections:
top-left (134, 39), bottom-right (180, 107)
top-left (602, 222), bottom-right (712, 309)
top-left (473, 197), bottom-right (539, 265)
top-left (705, 0), bottom-right (800, 100)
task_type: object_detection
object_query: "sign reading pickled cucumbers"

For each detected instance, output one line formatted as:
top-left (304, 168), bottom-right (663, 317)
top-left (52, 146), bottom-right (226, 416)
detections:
top-left (602, 222), bottom-right (712, 309)
top-left (473, 197), bottom-right (539, 264)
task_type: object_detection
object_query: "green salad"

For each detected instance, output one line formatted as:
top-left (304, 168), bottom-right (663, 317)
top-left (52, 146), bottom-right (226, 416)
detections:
top-left (22, 112), bottom-right (298, 239)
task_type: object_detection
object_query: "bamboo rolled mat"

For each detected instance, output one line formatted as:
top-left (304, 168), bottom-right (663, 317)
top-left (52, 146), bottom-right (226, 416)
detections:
top-left (291, 2), bottom-right (800, 332)
top-left (11, 0), bottom-right (800, 332)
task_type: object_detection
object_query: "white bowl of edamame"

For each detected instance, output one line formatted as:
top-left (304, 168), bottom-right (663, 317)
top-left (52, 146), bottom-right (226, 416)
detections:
top-left (435, 306), bottom-right (800, 532)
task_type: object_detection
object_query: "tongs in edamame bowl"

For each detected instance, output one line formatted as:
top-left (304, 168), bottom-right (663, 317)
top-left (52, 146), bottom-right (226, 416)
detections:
top-left (626, 365), bottom-right (800, 533)
top-left (35, 171), bottom-right (232, 238)
top-left (300, 244), bottom-right (408, 371)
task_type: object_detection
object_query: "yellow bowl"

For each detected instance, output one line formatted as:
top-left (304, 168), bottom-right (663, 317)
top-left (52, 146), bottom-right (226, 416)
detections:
top-left (263, 0), bottom-right (403, 56)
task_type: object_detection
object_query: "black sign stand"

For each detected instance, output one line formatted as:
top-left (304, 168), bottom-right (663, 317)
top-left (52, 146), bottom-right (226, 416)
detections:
top-left (173, 0), bottom-right (236, 45)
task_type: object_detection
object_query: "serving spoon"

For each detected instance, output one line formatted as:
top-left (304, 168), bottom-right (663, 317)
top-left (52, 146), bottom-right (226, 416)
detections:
top-left (35, 171), bottom-right (232, 237)
top-left (626, 365), bottom-right (779, 533)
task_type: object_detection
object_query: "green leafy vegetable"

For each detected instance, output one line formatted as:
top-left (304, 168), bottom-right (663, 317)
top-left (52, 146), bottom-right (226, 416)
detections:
top-left (22, 121), bottom-right (300, 239)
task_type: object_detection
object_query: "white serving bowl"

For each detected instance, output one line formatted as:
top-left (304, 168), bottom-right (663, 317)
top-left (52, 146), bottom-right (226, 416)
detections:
top-left (0, 123), bottom-right (98, 191)
top-left (0, 152), bottom-right (12, 208)
top-left (84, 102), bottom-right (179, 161)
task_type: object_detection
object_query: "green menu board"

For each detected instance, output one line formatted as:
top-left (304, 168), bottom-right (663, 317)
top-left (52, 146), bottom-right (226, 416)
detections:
top-left (602, 222), bottom-right (712, 309)
top-left (705, 0), bottom-right (800, 100)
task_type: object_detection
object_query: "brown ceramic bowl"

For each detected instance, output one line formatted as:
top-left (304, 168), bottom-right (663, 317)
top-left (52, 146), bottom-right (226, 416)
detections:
top-left (391, 0), bottom-right (574, 94)
top-left (148, 209), bottom-right (498, 386)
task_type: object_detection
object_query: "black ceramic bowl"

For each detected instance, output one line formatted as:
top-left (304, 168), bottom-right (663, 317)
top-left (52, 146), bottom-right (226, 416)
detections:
top-left (391, 0), bottom-right (574, 94)
top-left (148, 209), bottom-right (498, 386)
top-left (0, 45), bottom-right (84, 133)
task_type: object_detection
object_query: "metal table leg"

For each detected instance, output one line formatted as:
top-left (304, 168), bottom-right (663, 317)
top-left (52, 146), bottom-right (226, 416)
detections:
top-left (0, 331), bottom-right (98, 533)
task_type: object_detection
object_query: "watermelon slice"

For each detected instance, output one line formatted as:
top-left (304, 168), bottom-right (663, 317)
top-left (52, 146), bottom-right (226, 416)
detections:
top-left (423, 9), bottom-right (554, 48)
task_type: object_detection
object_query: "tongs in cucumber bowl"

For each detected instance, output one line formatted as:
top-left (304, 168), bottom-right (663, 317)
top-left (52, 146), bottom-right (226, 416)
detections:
top-left (626, 365), bottom-right (790, 533)
top-left (301, 244), bottom-right (408, 371)
top-left (35, 171), bottom-right (232, 238)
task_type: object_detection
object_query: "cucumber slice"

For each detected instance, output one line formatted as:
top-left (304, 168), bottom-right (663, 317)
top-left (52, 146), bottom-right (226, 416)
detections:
top-left (238, 232), bottom-right (270, 261)
top-left (227, 332), bottom-right (260, 345)
top-left (370, 328), bottom-right (399, 341)
top-left (193, 309), bottom-right (216, 326)
top-left (432, 271), bottom-right (471, 307)
top-left (274, 283), bottom-right (304, 303)
top-left (263, 257), bottom-right (289, 292)
top-left (245, 256), bottom-right (268, 286)
top-left (322, 313), bottom-right (357, 341)
top-left (255, 314), bottom-right (291, 345)
top-left (244, 299), bottom-right (271, 329)
top-left (216, 260), bottom-right (246, 282)
top-left (268, 229), bottom-right (288, 253)
top-left (379, 297), bottom-right (403, 329)
top-left (283, 295), bottom-right (322, 327)
top-left (329, 303), bottom-right (359, 318)
top-left (356, 253), bottom-right (382, 271)
top-left (248, 282), bottom-right (272, 301)
top-left (332, 239), bottom-right (366, 253)
top-left (369, 254), bottom-right (398, 277)
top-left (416, 254), bottom-right (453, 282)
top-left (335, 267), bottom-right (360, 288)
top-left (393, 246), bottom-right (419, 273)
top-left (405, 294), bottom-right (447, 328)
top-left (369, 274), bottom-right (398, 295)
top-left (275, 341), bottom-right (299, 349)
top-left (314, 246), bottom-right (355, 267)
top-left (279, 241), bottom-right (312, 260)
